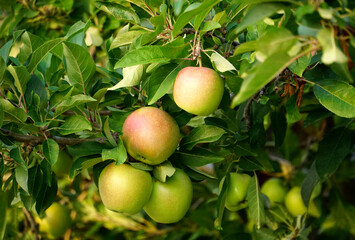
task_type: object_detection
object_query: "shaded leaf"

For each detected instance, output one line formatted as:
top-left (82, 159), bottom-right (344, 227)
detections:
top-left (0, 99), bottom-right (27, 123)
top-left (57, 115), bottom-right (92, 135)
top-left (175, 148), bottom-right (226, 167)
top-left (110, 31), bottom-right (145, 50)
top-left (96, 1), bottom-right (140, 24)
top-left (7, 65), bottom-right (30, 97)
top-left (153, 161), bottom-right (176, 182)
top-left (101, 139), bottom-right (127, 165)
top-left (54, 94), bottom-right (96, 117)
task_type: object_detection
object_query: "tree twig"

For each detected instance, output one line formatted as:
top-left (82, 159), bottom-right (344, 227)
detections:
top-left (22, 207), bottom-right (39, 240)
top-left (1, 128), bottom-right (108, 146)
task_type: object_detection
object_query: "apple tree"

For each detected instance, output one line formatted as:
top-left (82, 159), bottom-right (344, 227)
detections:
top-left (0, 0), bottom-right (355, 239)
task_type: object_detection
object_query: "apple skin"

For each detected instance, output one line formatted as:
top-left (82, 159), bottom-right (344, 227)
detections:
top-left (122, 107), bottom-right (180, 165)
top-left (284, 186), bottom-right (320, 217)
top-left (143, 169), bottom-right (193, 223)
top-left (38, 202), bottom-right (71, 239)
top-left (98, 163), bottom-right (153, 214)
top-left (220, 173), bottom-right (251, 211)
top-left (261, 178), bottom-right (287, 206)
top-left (173, 67), bottom-right (224, 116)
top-left (52, 150), bottom-right (73, 177)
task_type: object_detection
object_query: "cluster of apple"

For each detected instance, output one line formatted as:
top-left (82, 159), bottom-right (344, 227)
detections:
top-left (220, 173), bottom-right (321, 217)
top-left (98, 66), bottom-right (224, 223)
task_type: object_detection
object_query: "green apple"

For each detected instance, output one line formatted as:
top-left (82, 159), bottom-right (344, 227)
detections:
top-left (52, 150), bottom-right (73, 177)
top-left (173, 67), bottom-right (224, 116)
top-left (122, 107), bottom-right (180, 165)
top-left (220, 172), bottom-right (251, 211)
top-left (284, 186), bottom-right (320, 217)
top-left (38, 202), bottom-right (71, 239)
top-left (144, 169), bottom-right (193, 223)
top-left (261, 178), bottom-right (287, 206)
top-left (98, 163), bottom-right (153, 214)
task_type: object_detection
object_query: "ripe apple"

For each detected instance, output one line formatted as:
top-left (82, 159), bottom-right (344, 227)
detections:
top-left (143, 169), bottom-right (193, 223)
top-left (173, 67), bottom-right (224, 116)
top-left (284, 186), bottom-right (320, 217)
top-left (52, 150), bottom-right (73, 177)
top-left (220, 172), bottom-right (251, 211)
top-left (38, 202), bottom-right (71, 239)
top-left (261, 178), bottom-right (287, 206)
top-left (122, 107), bottom-right (180, 165)
top-left (98, 163), bottom-right (153, 214)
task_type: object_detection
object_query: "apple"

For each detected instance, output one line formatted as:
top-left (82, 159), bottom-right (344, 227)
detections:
top-left (261, 178), bottom-right (287, 206)
top-left (143, 169), bottom-right (193, 223)
top-left (38, 202), bottom-right (71, 239)
top-left (122, 107), bottom-right (180, 165)
top-left (173, 67), bottom-right (224, 116)
top-left (284, 186), bottom-right (320, 217)
top-left (52, 150), bottom-right (73, 177)
top-left (220, 172), bottom-right (251, 211)
top-left (98, 163), bottom-right (153, 214)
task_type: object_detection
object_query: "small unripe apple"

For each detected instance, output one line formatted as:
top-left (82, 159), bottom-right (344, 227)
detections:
top-left (98, 163), bottom-right (153, 214)
top-left (285, 186), bottom-right (321, 217)
top-left (261, 178), bottom-right (287, 206)
top-left (52, 150), bottom-right (73, 177)
top-left (220, 172), bottom-right (251, 211)
top-left (173, 67), bottom-right (224, 116)
top-left (144, 169), bottom-right (193, 223)
top-left (122, 107), bottom-right (180, 165)
top-left (38, 202), bottom-right (71, 239)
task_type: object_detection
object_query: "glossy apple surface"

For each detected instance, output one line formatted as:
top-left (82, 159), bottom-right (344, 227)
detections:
top-left (220, 172), bottom-right (251, 211)
top-left (143, 169), bottom-right (193, 223)
top-left (173, 67), bottom-right (224, 116)
top-left (122, 107), bottom-right (180, 165)
top-left (98, 163), bottom-right (153, 214)
top-left (52, 150), bottom-right (73, 177)
top-left (261, 178), bottom-right (287, 206)
top-left (38, 202), bottom-right (71, 239)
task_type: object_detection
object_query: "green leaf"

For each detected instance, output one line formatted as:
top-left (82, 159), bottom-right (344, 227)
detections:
top-left (114, 38), bottom-right (188, 68)
top-left (286, 94), bottom-right (302, 123)
top-left (288, 55), bottom-right (311, 77)
top-left (35, 173), bottom-right (57, 216)
top-left (66, 21), bottom-right (90, 40)
top-left (70, 156), bottom-right (103, 179)
top-left (10, 148), bottom-right (27, 169)
top-left (147, 61), bottom-right (190, 105)
top-left (0, 103), bottom-right (3, 128)
top-left (110, 31), bottom-right (145, 50)
top-left (229, 3), bottom-right (286, 39)
top-left (172, 0), bottom-right (221, 37)
top-left (247, 173), bottom-right (265, 229)
top-left (0, 190), bottom-right (7, 240)
top-left (0, 40), bottom-right (13, 63)
top-left (62, 41), bottom-right (96, 93)
top-left (181, 125), bottom-right (225, 150)
top-left (57, 115), bottom-right (92, 135)
top-left (54, 94), bottom-right (96, 117)
top-left (0, 57), bottom-right (5, 86)
top-left (210, 52), bottom-right (237, 72)
top-left (15, 166), bottom-right (28, 192)
top-left (313, 79), bottom-right (355, 118)
top-left (108, 64), bottom-right (144, 90)
top-left (153, 161), bottom-right (176, 182)
top-left (215, 173), bottom-right (229, 230)
top-left (315, 128), bottom-right (351, 180)
top-left (175, 148), bottom-right (226, 167)
top-left (18, 31), bottom-right (44, 64)
top-left (7, 65), bottom-right (30, 97)
top-left (317, 28), bottom-right (347, 65)
top-left (193, 1), bottom-right (221, 32)
top-left (0, 99), bottom-right (27, 123)
top-left (101, 139), bottom-right (127, 165)
top-left (233, 41), bottom-right (258, 56)
top-left (129, 162), bottom-right (154, 171)
top-left (27, 38), bottom-right (65, 73)
top-left (200, 21), bottom-right (221, 35)
top-left (103, 117), bottom-right (117, 147)
top-left (42, 139), bottom-right (59, 166)
top-left (231, 52), bottom-right (293, 107)
top-left (270, 108), bottom-right (287, 146)
top-left (301, 162), bottom-right (320, 207)
top-left (96, 1), bottom-right (140, 24)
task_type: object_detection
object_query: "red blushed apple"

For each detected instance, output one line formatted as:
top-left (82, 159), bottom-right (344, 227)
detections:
top-left (122, 107), bottom-right (180, 165)
top-left (173, 67), bottom-right (224, 116)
